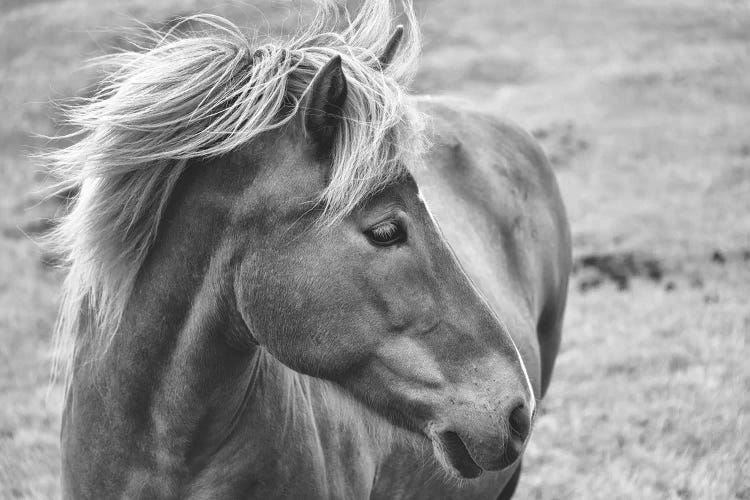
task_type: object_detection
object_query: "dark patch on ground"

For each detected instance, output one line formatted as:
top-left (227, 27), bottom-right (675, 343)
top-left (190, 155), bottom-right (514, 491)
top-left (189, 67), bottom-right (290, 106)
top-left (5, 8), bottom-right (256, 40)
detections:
top-left (703, 293), bottom-right (720, 305)
top-left (711, 250), bottom-right (726, 264)
top-left (532, 121), bottom-right (589, 169)
top-left (573, 251), bottom-right (664, 292)
top-left (709, 248), bottom-right (750, 265)
top-left (573, 248), bottom-right (750, 293)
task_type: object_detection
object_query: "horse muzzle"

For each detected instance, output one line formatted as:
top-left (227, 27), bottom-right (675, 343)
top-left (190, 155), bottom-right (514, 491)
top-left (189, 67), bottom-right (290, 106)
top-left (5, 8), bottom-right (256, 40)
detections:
top-left (426, 397), bottom-right (533, 479)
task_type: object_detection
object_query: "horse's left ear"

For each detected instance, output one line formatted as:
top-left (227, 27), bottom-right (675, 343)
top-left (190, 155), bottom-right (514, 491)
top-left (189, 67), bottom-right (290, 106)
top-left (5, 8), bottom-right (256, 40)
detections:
top-left (301, 55), bottom-right (348, 153)
top-left (379, 25), bottom-right (404, 69)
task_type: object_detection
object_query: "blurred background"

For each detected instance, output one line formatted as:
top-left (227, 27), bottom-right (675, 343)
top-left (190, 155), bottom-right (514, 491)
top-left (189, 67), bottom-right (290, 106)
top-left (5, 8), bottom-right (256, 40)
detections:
top-left (1, 0), bottom-right (748, 498)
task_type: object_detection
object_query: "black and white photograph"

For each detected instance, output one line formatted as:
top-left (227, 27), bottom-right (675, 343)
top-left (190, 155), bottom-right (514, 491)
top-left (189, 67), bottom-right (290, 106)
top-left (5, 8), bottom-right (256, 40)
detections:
top-left (1, 0), bottom-right (748, 498)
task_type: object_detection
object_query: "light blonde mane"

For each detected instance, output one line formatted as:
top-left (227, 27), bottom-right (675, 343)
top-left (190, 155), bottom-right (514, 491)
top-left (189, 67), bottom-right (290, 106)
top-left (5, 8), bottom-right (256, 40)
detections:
top-left (47, 0), bottom-right (426, 383)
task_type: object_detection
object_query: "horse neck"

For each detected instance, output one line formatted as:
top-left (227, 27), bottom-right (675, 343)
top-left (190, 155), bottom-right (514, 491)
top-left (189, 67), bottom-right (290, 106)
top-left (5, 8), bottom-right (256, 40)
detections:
top-left (63, 156), bottom-right (251, 495)
top-left (63, 153), bottom-right (399, 498)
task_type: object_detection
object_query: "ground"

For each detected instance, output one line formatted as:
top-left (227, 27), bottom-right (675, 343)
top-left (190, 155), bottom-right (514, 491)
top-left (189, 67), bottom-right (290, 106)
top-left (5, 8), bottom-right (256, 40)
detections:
top-left (0, 0), bottom-right (748, 498)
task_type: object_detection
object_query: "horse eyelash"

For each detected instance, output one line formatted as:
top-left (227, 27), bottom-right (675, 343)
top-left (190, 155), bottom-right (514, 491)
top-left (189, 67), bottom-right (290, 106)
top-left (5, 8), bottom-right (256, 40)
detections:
top-left (371, 220), bottom-right (399, 239)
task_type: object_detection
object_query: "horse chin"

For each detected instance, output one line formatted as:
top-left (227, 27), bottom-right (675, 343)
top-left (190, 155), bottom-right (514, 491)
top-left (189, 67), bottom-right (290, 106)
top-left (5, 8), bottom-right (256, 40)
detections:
top-left (428, 430), bottom-right (484, 479)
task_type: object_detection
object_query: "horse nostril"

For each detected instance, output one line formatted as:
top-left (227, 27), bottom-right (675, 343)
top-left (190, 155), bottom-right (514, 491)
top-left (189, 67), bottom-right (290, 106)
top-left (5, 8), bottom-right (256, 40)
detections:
top-left (509, 403), bottom-right (531, 443)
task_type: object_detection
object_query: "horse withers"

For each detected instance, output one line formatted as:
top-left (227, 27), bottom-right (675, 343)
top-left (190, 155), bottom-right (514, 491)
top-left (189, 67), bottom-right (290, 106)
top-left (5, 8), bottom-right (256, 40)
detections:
top-left (50, 1), bottom-right (570, 498)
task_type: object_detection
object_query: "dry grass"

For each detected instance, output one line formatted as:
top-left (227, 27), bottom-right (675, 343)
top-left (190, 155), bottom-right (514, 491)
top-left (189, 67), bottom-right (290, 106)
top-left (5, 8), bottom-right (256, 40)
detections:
top-left (1, 0), bottom-right (748, 498)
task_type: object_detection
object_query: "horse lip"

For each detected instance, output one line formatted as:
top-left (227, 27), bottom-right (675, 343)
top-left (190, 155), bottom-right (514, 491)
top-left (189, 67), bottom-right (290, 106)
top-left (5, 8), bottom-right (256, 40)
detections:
top-left (426, 425), bottom-right (525, 477)
top-left (498, 440), bottom-right (523, 469)
top-left (432, 430), bottom-right (483, 479)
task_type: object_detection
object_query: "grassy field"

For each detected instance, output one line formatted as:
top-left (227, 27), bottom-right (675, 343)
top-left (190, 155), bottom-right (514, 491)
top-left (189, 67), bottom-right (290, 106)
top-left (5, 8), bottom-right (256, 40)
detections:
top-left (1, 0), bottom-right (749, 498)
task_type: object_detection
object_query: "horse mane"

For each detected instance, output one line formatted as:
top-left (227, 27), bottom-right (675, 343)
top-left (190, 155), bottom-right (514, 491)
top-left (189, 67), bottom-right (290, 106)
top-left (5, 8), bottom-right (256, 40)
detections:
top-left (46, 0), bottom-right (426, 383)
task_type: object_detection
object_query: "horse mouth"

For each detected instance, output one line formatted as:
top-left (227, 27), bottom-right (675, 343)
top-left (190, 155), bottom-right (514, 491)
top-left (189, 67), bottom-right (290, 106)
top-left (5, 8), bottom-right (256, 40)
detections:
top-left (432, 430), bottom-right (483, 479)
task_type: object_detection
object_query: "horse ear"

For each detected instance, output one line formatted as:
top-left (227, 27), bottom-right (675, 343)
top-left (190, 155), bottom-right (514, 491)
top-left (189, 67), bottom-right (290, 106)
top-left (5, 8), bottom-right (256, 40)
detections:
top-left (301, 55), bottom-right (348, 152)
top-left (379, 25), bottom-right (404, 69)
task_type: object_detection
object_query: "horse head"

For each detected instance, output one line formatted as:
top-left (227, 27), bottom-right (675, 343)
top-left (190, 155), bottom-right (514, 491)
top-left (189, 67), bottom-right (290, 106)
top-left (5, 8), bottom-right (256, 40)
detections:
top-left (227, 39), bottom-right (535, 479)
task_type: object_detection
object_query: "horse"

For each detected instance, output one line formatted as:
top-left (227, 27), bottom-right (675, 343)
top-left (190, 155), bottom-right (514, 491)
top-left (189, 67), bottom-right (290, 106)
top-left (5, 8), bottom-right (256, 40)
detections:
top-left (48, 1), bottom-right (571, 498)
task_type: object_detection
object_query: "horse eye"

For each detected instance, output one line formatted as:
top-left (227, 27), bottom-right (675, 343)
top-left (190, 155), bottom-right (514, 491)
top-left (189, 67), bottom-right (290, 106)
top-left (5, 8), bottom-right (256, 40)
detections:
top-left (365, 220), bottom-right (406, 246)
